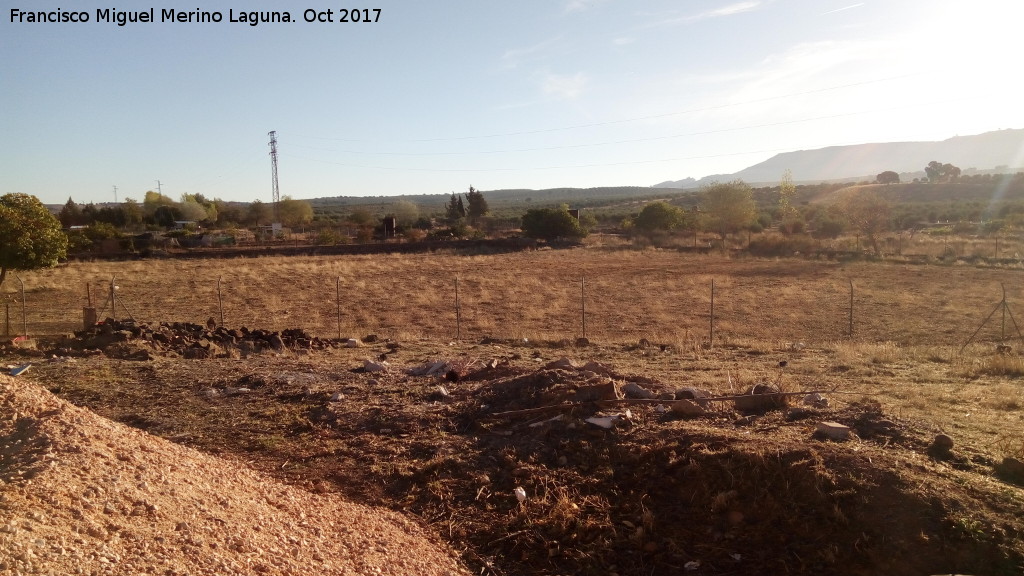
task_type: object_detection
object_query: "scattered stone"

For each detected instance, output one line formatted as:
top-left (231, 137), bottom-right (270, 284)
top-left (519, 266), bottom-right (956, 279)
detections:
top-left (363, 334), bottom-right (379, 343)
top-left (675, 386), bottom-right (712, 408)
top-left (345, 338), bottom-right (361, 348)
top-left (407, 361), bottom-right (449, 377)
top-left (815, 421), bottom-right (852, 441)
top-left (545, 357), bottom-right (577, 371)
top-left (733, 384), bottom-right (786, 413)
top-left (329, 392), bottom-right (345, 402)
top-left (996, 457), bottom-right (1024, 484)
top-left (575, 337), bottom-right (590, 347)
top-left (929, 434), bottom-right (954, 458)
top-left (514, 487), bottom-right (527, 503)
top-left (268, 334), bottom-right (286, 353)
top-left (572, 380), bottom-right (620, 402)
top-left (581, 361), bottom-right (613, 376)
top-left (671, 399), bottom-right (707, 417)
top-left (622, 382), bottom-right (656, 399)
top-left (733, 412), bottom-right (757, 426)
top-left (363, 359), bottom-right (390, 373)
top-left (801, 392), bottom-right (829, 408)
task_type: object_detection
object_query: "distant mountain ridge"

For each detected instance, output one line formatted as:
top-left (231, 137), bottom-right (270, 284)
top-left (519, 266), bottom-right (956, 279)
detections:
top-left (654, 128), bottom-right (1024, 188)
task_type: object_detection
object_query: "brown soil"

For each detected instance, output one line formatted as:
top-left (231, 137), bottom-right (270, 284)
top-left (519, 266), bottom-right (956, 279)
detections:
top-left (0, 372), bottom-right (468, 576)
top-left (3, 321), bottom-right (1023, 576)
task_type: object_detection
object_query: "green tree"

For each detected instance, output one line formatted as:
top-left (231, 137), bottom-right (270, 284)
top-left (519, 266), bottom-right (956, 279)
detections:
top-left (465, 186), bottom-right (489, 224)
top-left (277, 196), bottom-right (314, 227)
top-left (213, 199), bottom-right (243, 227)
top-left (122, 198), bottom-right (144, 229)
top-left (876, 171), bottom-right (900, 185)
top-left (924, 161), bottom-right (961, 183)
top-left (58, 197), bottom-right (86, 227)
top-left (346, 207), bottom-right (376, 227)
top-left (143, 190), bottom-right (176, 216)
top-left (521, 205), bottom-right (586, 242)
top-left (445, 192), bottom-right (466, 223)
top-left (247, 199), bottom-right (271, 226)
top-left (633, 201), bottom-right (687, 234)
top-left (0, 193), bottom-right (68, 290)
top-left (777, 170), bottom-right (803, 234)
top-left (700, 180), bottom-right (756, 240)
top-left (390, 200), bottom-right (419, 228)
top-left (180, 193), bottom-right (218, 222)
top-left (836, 189), bottom-right (891, 254)
top-left (178, 198), bottom-right (210, 222)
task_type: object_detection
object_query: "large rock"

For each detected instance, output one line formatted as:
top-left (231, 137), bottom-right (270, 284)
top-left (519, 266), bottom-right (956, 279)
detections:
top-left (623, 382), bottom-right (656, 399)
top-left (671, 399), bottom-right (707, 417)
top-left (815, 421), bottom-right (852, 441)
top-left (734, 384), bottom-right (786, 413)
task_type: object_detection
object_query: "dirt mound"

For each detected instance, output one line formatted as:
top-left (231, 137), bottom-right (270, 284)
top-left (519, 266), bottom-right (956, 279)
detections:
top-left (0, 374), bottom-right (468, 576)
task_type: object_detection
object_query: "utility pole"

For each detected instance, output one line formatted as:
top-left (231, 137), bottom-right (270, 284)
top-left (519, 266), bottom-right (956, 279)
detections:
top-left (268, 131), bottom-right (281, 223)
top-left (113, 185), bottom-right (118, 203)
top-left (156, 180), bottom-right (164, 197)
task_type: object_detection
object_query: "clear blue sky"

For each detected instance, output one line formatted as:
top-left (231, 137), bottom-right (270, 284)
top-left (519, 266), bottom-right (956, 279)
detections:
top-left (2, 0), bottom-right (1021, 205)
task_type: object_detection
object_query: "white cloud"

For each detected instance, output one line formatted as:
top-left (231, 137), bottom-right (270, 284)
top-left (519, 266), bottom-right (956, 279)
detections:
top-left (651, 1), bottom-right (762, 27)
top-left (613, 36), bottom-right (635, 46)
top-left (564, 0), bottom-right (605, 14)
top-left (501, 37), bottom-right (563, 70)
top-left (542, 72), bottom-right (589, 100)
top-left (821, 3), bottom-right (864, 16)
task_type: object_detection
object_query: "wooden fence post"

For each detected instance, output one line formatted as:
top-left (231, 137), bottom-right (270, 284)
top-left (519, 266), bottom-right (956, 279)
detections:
top-left (16, 275), bottom-right (27, 337)
top-left (709, 278), bottom-right (715, 348)
top-left (848, 280), bottom-right (854, 339)
top-left (581, 275), bottom-right (586, 340)
top-left (217, 277), bottom-right (225, 327)
top-left (455, 277), bottom-right (461, 342)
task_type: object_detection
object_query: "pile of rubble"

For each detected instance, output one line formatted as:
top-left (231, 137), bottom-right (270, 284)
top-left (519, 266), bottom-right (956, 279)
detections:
top-left (56, 318), bottom-right (338, 359)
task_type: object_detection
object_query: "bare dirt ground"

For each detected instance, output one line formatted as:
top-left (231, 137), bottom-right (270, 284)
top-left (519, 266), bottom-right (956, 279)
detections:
top-left (3, 249), bottom-right (1024, 575)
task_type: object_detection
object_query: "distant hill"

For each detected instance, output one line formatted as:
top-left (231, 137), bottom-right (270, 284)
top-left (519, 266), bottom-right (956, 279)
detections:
top-left (654, 128), bottom-right (1024, 188)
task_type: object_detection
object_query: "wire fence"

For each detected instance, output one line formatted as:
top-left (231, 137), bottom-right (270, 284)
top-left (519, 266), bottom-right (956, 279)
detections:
top-left (4, 253), bottom-right (1022, 351)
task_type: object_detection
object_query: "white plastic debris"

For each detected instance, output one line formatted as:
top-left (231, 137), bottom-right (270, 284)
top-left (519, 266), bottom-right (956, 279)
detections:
top-left (514, 487), bottom-right (527, 503)
top-left (585, 416), bottom-right (617, 429)
top-left (684, 560), bottom-right (701, 570)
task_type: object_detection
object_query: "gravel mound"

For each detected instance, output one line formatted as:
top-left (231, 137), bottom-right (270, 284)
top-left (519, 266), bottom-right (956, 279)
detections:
top-left (0, 374), bottom-right (468, 576)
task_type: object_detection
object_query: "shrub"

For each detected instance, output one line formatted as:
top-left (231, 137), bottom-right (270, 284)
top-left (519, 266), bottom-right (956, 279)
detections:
top-left (747, 234), bottom-right (819, 257)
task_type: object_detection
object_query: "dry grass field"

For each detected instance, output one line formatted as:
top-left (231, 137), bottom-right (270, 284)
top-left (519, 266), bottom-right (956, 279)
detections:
top-left (10, 239), bottom-right (1024, 347)
top-left (3, 244), bottom-right (1024, 575)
